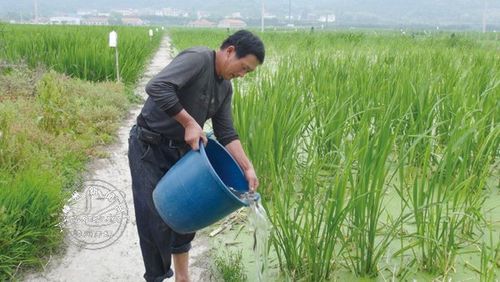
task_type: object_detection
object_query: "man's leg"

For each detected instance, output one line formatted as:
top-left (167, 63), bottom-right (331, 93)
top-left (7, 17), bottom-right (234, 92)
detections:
top-left (128, 126), bottom-right (175, 281)
top-left (171, 232), bottom-right (195, 282)
top-left (173, 252), bottom-right (190, 282)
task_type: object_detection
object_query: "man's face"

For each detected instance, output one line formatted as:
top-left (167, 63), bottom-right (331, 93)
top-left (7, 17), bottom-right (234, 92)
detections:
top-left (221, 46), bottom-right (260, 80)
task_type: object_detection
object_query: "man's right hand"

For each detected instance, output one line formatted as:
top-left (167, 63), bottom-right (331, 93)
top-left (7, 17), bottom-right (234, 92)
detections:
top-left (184, 121), bottom-right (207, 150)
top-left (174, 109), bottom-right (207, 151)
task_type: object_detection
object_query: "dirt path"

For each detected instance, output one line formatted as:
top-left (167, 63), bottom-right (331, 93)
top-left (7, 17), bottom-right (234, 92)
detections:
top-left (24, 36), bottom-right (210, 282)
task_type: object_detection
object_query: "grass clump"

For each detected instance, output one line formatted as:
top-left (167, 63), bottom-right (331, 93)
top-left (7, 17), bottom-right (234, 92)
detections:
top-left (212, 250), bottom-right (247, 282)
top-left (0, 66), bottom-right (131, 280)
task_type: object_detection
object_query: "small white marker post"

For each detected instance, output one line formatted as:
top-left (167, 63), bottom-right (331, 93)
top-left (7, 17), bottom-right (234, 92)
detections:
top-left (109, 30), bottom-right (120, 82)
top-left (149, 29), bottom-right (153, 41)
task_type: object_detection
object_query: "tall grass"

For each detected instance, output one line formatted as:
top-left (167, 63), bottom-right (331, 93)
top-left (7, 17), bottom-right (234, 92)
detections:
top-left (0, 67), bottom-right (131, 280)
top-left (0, 167), bottom-right (64, 279)
top-left (0, 24), bottom-right (162, 84)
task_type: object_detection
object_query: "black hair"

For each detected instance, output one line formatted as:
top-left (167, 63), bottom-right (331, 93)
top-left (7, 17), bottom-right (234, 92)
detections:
top-left (220, 30), bottom-right (265, 64)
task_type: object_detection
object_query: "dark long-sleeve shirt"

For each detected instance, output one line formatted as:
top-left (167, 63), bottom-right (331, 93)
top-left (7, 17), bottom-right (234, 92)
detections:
top-left (140, 47), bottom-right (239, 146)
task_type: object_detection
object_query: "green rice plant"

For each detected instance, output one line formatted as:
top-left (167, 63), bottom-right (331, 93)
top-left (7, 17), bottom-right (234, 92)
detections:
top-left (270, 152), bottom-right (349, 281)
top-left (232, 58), bottom-right (312, 187)
top-left (0, 24), bottom-right (162, 84)
top-left (305, 54), bottom-right (353, 166)
top-left (231, 53), bottom-right (351, 280)
top-left (0, 22), bottom-right (5, 57)
top-left (169, 29), bottom-right (500, 280)
top-left (479, 228), bottom-right (500, 282)
top-left (394, 113), bottom-right (498, 274)
top-left (342, 99), bottom-right (407, 277)
top-left (168, 28), bottom-right (226, 52)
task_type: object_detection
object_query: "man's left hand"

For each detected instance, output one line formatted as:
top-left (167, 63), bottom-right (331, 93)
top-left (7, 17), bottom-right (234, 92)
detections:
top-left (244, 168), bottom-right (259, 192)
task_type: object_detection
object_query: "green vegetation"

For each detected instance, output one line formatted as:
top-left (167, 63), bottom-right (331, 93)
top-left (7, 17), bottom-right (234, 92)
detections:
top-left (0, 66), bottom-right (131, 280)
top-left (170, 29), bottom-right (500, 280)
top-left (0, 24), bottom-right (163, 279)
top-left (478, 228), bottom-right (500, 282)
top-left (0, 24), bottom-right (162, 84)
top-left (0, 25), bottom-right (498, 281)
top-left (212, 250), bottom-right (248, 282)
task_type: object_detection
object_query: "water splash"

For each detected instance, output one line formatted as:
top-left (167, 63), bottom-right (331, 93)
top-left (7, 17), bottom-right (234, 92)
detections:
top-left (227, 187), bottom-right (272, 281)
top-left (243, 192), bottom-right (271, 282)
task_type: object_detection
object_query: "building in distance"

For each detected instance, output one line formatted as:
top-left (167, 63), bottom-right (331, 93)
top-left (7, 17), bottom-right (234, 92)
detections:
top-left (217, 18), bottom-right (247, 28)
top-left (188, 18), bottom-right (216, 28)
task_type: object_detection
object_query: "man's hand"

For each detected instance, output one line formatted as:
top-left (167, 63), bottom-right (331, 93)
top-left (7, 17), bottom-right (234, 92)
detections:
top-left (184, 121), bottom-right (207, 150)
top-left (225, 140), bottom-right (259, 192)
top-left (244, 167), bottom-right (259, 192)
top-left (174, 109), bottom-right (207, 150)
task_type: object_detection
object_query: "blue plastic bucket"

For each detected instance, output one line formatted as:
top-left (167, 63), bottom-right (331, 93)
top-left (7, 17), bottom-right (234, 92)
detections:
top-left (153, 138), bottom-right (258, 234)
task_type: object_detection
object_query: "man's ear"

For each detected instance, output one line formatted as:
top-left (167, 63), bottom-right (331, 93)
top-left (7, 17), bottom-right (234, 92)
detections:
top-left (225, 45), bottom-right (236, 56)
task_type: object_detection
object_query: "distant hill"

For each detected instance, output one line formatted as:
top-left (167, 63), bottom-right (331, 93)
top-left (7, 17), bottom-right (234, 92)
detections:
top-left (1, 0), bottom-right (499, 28)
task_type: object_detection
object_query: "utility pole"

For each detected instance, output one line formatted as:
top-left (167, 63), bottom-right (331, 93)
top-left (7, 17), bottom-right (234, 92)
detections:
top-left (482, 0), bottom-right (487, 33)
top-left (34, 0), bottom-right (38, 23)
top-left (289, 0), bottom-right (291, 25)
top-left (261, 0), bottom-right (265, 32)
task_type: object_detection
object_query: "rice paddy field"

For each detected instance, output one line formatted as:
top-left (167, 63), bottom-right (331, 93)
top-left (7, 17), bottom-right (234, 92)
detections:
top-left (0, 23), bottom-right (498, 281)
top-left (169, 29), bottom-right (500, 281)
top-left (0, 24), bottom-right (162, 84)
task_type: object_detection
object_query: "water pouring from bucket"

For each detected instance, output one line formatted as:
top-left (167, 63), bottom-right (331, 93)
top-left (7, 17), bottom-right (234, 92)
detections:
top-left (153, 138), bottom-right (261, 234)
top-left (227, 188), bottom-right (271, 281)
top-left (243, 192), bottom-right (271, 282)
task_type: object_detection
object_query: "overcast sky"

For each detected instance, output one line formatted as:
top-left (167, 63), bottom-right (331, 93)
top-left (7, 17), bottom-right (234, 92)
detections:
top-left (1, 0), bottom-right (499, 27)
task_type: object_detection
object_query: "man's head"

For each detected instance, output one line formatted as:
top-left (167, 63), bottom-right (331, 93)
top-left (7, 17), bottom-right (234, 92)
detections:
top-left (216, 30), bottom-right (265, 80)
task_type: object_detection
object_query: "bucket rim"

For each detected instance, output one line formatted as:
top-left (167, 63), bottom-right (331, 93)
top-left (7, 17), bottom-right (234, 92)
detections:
top-left (200, 138), bottom-right (250, 207)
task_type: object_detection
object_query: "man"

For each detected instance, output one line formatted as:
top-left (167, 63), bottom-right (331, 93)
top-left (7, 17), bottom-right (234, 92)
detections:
top-left (128, 30), bottom-right (265, 282)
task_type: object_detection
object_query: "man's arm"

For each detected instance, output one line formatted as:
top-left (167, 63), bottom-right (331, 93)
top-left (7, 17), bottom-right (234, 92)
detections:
top-left (145, 52), bottom-right (204, 115)
top-left (211, 85), bottom-right (257, 190)
top-left (225, 140), bottom-right (259, 192)
top-left (145, 51), bottom-right (208, 149)
top-left (174, 109), bottom-right (207, 150)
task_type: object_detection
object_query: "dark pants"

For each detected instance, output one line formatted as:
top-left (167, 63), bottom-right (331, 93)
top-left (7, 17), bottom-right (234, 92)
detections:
top-left (128, 125), bottom-right (195, 282)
